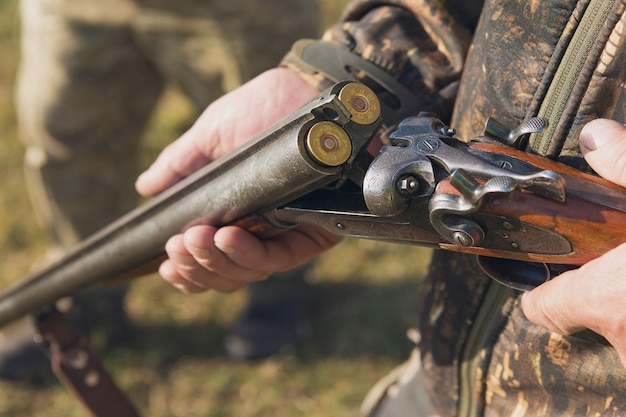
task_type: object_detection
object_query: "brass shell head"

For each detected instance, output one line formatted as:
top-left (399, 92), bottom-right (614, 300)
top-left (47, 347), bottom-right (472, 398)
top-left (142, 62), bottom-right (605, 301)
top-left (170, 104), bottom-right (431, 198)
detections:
top-left (338, 82), bottom-right (381, 125)
top-left (305, 121), bottom-right (352, 167)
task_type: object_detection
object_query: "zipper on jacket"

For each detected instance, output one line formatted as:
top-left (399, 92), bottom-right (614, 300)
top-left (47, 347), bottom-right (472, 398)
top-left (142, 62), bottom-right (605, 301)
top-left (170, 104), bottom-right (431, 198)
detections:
top-left (529, 0), bottom-right (616, 155)
top-left (457, 2), bottom-right (620, 417)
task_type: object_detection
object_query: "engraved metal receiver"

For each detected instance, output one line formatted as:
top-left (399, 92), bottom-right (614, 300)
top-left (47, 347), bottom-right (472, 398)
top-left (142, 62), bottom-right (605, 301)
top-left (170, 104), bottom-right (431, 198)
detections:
top-left (266, 105), bottom-right (626, 291)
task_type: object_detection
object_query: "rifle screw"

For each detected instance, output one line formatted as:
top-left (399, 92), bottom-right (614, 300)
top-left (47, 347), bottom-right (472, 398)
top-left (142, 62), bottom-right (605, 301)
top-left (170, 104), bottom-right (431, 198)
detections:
top-left (67, 350), bottom-right (89, 370)
top-left (397, 175), bottom-right (419, 194)
top-left (498, 161), bottom-right (513, 170)
top-left (336, 223), bottom-right (345, 230)
top-left (84, 371), bottom-right (101, 387)
top-left (416, 138), bottom-right (439, 152)
top-left (453, 231), bottom-right (473, 246)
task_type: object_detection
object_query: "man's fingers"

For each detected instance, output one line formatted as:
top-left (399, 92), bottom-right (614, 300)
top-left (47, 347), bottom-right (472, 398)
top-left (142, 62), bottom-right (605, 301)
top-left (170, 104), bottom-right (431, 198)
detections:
top-left (580, 118), bottom-right (626, 186)
top-left (135, 68), bottom-right (319, 198)
top-left (520, 273), bottom-right (587, 336)
top-left (158, 259), bottom-right (213, 294)
top-left (522, 243), bottom-right (626, 338)
top-left (521, 119), bottom-right (626, 370)
top-left (135, 131), bottom-right (211, 197)
top-left (213, 225), bottom-right (342, 273)
top-left (161, 229), bottom-right (256, 293)
top-left (183, 226), bottom-right (270, 283)
top-left (159, 224), bottom-right (341, 294)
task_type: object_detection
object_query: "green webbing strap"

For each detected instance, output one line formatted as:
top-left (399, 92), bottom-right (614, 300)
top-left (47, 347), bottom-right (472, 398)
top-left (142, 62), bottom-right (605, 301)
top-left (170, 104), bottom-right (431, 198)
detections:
top-left (528, 0), bottom-right (621, 157)
top-left (458, 281), bottom-right (512, 417)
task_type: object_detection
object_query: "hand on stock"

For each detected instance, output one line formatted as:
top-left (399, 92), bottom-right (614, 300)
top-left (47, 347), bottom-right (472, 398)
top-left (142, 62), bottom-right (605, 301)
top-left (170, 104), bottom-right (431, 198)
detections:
top-left (522, 119), bottom-right (626, 368)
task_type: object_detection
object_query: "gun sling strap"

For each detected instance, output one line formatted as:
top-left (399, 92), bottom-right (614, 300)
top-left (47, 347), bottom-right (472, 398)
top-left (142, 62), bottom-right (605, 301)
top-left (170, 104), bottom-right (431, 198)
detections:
top-left (35, 308), bottom-right (141, 417)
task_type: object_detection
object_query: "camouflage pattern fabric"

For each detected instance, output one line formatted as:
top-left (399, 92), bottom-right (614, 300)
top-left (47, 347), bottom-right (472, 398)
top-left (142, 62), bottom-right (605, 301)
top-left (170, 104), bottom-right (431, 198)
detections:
top-left (296, 0), bottom-right (626, 416)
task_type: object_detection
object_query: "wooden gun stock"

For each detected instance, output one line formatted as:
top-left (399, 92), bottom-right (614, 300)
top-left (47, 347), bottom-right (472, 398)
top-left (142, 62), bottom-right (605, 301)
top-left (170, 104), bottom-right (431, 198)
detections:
top-left (458, 141), bottom-right (626, 264)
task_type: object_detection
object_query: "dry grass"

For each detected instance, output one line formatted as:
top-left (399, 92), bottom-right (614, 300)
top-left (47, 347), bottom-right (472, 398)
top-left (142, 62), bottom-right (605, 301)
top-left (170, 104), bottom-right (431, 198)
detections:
top-left (0, 1), bottom-right (432, 415)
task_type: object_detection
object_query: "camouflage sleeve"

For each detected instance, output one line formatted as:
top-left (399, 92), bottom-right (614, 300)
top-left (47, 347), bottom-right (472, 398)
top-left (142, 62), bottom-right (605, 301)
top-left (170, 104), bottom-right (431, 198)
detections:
top-left (282, 0), bottom-right (484, 123)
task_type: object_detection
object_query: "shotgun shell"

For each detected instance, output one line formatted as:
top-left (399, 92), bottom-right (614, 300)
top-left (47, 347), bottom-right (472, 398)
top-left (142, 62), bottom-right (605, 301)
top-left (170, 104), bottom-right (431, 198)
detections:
top-left (305, 121), bottom-right (352, 167)
top-left (338, 82), bottom-right (381, 125)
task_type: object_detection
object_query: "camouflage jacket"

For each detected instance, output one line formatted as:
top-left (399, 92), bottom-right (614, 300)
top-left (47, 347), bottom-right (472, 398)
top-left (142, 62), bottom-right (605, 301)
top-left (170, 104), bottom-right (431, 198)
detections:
top-left (289, 0), bottom-right (626, 416)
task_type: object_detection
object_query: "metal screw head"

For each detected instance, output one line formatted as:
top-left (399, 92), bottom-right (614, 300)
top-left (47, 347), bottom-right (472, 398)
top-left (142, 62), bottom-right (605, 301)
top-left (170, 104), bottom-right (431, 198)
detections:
top-left (498, 160), bottom-right (513, 170)
top-left (397, 175), bottom-right (420, 195)
top-left (452, 231), bottom-right (473, 246)
top-left (416, 138), bottom-right (440, 152)
top-left (440, 127), bottom-right (456, 137)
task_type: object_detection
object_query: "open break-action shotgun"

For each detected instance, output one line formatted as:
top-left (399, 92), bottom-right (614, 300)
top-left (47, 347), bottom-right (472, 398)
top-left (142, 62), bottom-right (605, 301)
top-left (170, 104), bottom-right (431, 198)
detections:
top-left (1, 80), bottom-right (626, 416)
top-left (2, 80), bottom-right (626, 328)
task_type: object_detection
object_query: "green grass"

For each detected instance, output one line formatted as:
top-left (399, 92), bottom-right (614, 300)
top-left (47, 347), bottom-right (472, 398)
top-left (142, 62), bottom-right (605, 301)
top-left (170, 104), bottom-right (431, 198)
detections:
top-left (0, 1), bottom-right (433, 415)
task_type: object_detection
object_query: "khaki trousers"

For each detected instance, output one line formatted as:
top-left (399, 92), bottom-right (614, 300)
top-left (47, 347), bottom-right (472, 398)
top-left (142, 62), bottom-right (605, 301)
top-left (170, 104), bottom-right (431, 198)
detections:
top-left (16, 0), bottom-right (320, 245)
top-left (361, 346), bottom-right (440, 417)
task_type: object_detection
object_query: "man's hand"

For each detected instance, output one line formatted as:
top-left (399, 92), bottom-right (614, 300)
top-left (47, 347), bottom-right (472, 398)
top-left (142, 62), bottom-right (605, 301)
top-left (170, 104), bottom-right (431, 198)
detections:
top-left (521, 118), bottom-right (626, 368)
top-left (135, 68), bottom-right (342, 294)
top-left (136, 68), bottom-right (319, 196)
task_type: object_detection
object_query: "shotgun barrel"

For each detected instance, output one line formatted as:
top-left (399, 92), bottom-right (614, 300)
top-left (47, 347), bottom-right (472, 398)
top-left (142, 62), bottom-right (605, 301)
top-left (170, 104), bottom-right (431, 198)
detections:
top-left (0, 81), bottom-right (382, 328)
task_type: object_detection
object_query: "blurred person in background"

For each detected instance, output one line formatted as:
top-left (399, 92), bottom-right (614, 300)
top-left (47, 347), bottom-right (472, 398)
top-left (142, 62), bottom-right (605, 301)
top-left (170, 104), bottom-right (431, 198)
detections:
top-left (0, 0), bottom-right (321, 381)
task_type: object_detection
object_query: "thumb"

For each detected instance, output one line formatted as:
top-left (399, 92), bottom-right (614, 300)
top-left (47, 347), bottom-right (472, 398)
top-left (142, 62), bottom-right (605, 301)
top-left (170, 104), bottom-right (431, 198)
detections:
top-left (135, 68), bottom-right (318, 197)
top-left (580, 118), bottom-right (626, 187)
